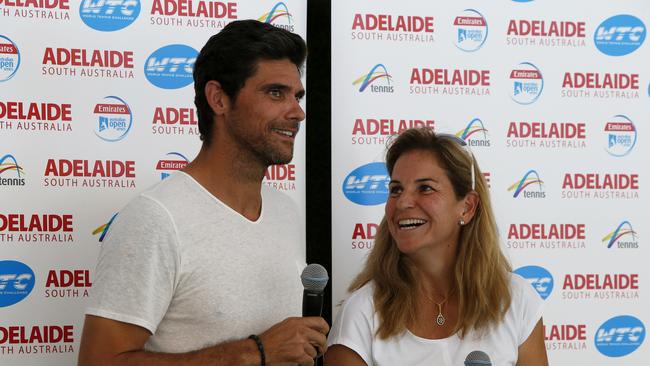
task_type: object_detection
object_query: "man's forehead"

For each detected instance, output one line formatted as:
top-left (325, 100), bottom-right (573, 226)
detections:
top-left (251, 59), bottom-right (303, 83)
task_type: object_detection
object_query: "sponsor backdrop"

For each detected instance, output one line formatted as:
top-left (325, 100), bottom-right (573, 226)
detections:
top-left (1, 1), bottom-right (306, 364)
top-left (332, 1), bottom-right (648, 364)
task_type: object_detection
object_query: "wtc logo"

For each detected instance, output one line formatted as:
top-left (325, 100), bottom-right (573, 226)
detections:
top-left (345, 175), bottom-right (388, 190)
top-left (597, 327), bottom-right (644, 343)
top-left (342, 162), bottom-right (390, 206)
top-left (597, 27), bottom-right (644, 41)
top-left (528, 277), bottom-right (552, 293)
top-left (595, 315), bottom-right (646, 357)
top-left (0, 274), bottom-right (32, 290)
top-left (81, 0), bottom-right (139, 15)
top-left (145, 45), bottom-right (197, 89)
top-left (0, 260), bottom-right (35, 307)
top-left (594, 15), bottom-right (646, 56)
top-left (80, 0), bottom-right (141, 31)
top-left (514, 265), bottom-right (554, 300)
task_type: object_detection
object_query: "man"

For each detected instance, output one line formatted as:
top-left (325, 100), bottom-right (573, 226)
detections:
top-left (79, 20), bottom-right (328, 366)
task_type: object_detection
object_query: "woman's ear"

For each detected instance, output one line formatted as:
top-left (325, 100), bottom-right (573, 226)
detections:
top-left (461, 191), bottom-right (479, 224)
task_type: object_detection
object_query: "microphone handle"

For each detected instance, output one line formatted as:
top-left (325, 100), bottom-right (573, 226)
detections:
top-left (302, 289), bottom-right (324, 317)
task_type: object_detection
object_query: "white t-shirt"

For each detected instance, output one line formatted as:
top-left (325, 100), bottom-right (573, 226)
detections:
top-left (87, 172), bottom-right (305, 353)
top-left (328, 274), bottom-right (543, 366)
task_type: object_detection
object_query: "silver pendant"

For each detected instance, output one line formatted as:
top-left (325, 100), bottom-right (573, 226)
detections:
top-left (436, 313), bottom-right (445, 326)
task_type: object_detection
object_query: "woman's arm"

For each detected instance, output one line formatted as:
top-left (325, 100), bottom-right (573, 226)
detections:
top-left (516, 318), bottom-right (549, 366)
top-left (324, 344), bottom-right (368, 366)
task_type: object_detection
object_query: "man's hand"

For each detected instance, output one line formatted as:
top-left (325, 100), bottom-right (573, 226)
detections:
top-left (260, 317), bottom-right (330, 366)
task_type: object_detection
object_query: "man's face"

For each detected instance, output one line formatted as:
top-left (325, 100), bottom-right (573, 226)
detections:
top-left (226, 59), bottom-right (305, 166)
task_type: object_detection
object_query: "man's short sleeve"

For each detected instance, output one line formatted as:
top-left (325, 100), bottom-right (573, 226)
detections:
top-left (86, 194), bottom-right (180, 334)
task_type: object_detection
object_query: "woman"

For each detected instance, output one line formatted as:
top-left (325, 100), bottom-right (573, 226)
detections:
top-left (326, 128), bottom-right (548, 366)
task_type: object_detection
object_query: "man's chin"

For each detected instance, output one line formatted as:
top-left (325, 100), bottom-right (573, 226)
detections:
top-left (271, 155), bottom-right (294, 165)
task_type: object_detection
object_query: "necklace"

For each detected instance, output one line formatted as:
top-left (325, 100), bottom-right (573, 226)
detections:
top-left (424, 289), bottom-right (452, 326)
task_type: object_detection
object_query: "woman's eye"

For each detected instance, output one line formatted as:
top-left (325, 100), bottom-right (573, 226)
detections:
top-left (420, 185), bottom-right (434, 192)
top-left (389, 186), bottom-right (402, 195)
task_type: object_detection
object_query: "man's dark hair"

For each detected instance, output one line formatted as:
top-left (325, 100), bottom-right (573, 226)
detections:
top-left (193, 19), bottom-right (307, 144)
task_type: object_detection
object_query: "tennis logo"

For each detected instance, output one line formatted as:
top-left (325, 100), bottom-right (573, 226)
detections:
top-left (353, 64), bottom-right (394, 93)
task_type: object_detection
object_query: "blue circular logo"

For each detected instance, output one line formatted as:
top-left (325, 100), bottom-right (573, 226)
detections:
top-left (453, 9), bottom-right (488, 52)
top-left (595, 315), bottom-right (645, 357)
top-left (0, 260), bottom-right (35, 308)
top-left (514, 265), bottom-right (553, 300)
top-left (509, 62), bottom-right (543, 105)
top-left (144, 44), bottom-right (198, 89)
top-left (342, 162), bottom-right (389, 206)
top-left (594, 15), bottom-right (646, 56)
top-left (79, 0), bottom-right (141, 32)
top-left (0, 35), bottom-right (20, 82)
top-left (93, 96), bottom-right (133, 142)
top-left (604, 115), bottom-right (637, 157)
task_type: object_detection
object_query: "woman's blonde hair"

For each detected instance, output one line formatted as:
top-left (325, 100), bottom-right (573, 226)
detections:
top-left (348, 127), bottom-right (511, 339)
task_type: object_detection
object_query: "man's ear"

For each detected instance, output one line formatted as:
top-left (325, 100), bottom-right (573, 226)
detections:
top-left (205, 80), bottom-right (230, 116)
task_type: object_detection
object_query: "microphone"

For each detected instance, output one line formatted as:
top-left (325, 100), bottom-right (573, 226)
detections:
top-left (300, 263), bottom-right (328, 317)
top-left (464, 350), bottom-right (491, 366)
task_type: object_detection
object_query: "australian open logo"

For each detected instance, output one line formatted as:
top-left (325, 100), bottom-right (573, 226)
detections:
top-left (145, 44), bottom-right (197, 89)
top-left (92, 213), bottom-right (118, 242)
top-left (603, 221), bottom-right (638, 249)
top-left (514, 265), bottom-right (553, 300)
top-left (156, 152), bottom-right (189, 180)
top-left (79, 0), bottom-right (141, 31)
top-left (595, 15), bottom-right (646, 56)
top-left (0, 154), bottom-right (26, 186)
top-left (258, 2), bottom-right (294, 32)
top-left (508, 169), bottom-right (545, 198)
top-left (343, 162), bottom-right (389, 206)
top-left (510, 62), bottom-right (543, 104)
top-left (0, 35), bottom-right (20, 82)
top-left (453, 9), bottom-right (488, 52)
top-left (604, 115), bottom-right (636, 157)
top-left (0, 260), bottom-right (35, 308)
top-left (456, 117), bottom-right (490, 147)
top-left (595, 315), bottom-right (645, 357)
top-left (93, 96), bottom-right (132, 142)
top-left (353, 64), bottom-right (394, 93)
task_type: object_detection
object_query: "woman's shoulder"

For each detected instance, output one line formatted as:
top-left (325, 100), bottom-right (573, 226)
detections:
top-left (508, 272), bottom-right (539, 300)
top-left (340, 281), bottom-right (376, 314)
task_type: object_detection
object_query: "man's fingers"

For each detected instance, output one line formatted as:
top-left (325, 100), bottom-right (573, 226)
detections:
top-left (304, 342), bottom-right (318, 358)
top-left (301, 316), bottom-right (330, 334)
top-left (302, 325), bottom-right (328, 351)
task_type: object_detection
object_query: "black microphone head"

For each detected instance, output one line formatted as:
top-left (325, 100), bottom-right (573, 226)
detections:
top-left (301, 263), bottom-right (328, 292)
top-left (464, 350), bottom-right (491, 366)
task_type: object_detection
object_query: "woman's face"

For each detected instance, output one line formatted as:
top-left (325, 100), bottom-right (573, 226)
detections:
top-left (385, 149), bottom-right (466, 256)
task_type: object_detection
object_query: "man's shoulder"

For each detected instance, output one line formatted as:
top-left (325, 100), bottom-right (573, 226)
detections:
top-left (142, 172), bottom-right (196, 200)
top-left (261, 185), bottom-right (299, 212)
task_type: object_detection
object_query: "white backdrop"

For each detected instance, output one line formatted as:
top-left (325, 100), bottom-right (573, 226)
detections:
top-left (0, 1), bottom-right (306, 365)
top-left (332, 1), bottom-right (649, 364)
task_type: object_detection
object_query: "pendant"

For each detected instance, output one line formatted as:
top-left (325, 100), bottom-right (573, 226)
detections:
top-left (436, 313), bottom-right (445, 326)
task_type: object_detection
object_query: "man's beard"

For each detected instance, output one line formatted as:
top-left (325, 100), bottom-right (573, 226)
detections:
top-left (228, 118), bottom-right (295, 167)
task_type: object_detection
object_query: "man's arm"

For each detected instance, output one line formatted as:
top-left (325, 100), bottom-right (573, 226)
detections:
top-left (78, 314), bottom-right (329, 366)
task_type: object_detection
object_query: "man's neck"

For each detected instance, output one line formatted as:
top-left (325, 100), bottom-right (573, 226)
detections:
top-left (183, 143), bottom-right (266, 221)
